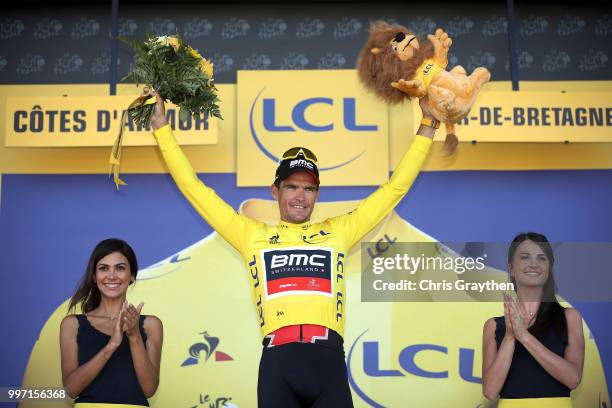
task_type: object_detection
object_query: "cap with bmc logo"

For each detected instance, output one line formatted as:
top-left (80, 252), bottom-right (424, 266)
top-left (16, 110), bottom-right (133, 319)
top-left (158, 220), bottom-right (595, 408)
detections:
top-left (274, 147), bottom-right (320, 185)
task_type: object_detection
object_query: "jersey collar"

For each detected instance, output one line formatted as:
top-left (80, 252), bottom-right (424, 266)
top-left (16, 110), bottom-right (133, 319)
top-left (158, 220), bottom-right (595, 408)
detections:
top-left (278, 219), bottom-right (312, 230)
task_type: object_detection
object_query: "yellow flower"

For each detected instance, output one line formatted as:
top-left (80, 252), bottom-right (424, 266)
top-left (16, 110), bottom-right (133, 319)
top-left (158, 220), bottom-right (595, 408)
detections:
top-left (199, 58), bottom-right (214, 80)
top-left (156, 35), bottom-right (180, 52)
top-left (189, 47), bottom-right (203, 60)
top-left (167, 36), bottom-right (180, 52)
top-left (155, 35), bottom-right (169, 45)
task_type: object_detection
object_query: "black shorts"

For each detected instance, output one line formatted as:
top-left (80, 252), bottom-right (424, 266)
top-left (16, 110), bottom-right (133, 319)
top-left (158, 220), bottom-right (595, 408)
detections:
top-left (258, 329), bottom-right (354, 408)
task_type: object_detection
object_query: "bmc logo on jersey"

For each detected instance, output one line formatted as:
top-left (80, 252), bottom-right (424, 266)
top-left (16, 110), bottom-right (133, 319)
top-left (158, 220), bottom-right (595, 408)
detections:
top-left (270, 253), bottom-right (327, 268)
top-left (262, 248), bottom-right (332, 298)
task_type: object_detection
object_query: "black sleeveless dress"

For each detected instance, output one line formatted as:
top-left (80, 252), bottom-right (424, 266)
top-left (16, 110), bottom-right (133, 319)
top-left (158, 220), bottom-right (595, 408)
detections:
top-left (74, 314), bottom-right (149, 406)
top-left (494, 316), bottom-right (570, 399)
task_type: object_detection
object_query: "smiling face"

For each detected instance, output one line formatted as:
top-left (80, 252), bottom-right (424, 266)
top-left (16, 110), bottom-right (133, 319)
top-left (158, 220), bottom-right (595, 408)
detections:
top-left (509, 239), bottom-right (551, 288)
top-left (390, 31), bottom-right (420, 61)
top-left (271, 171), bottom-right (320, 224)
top-left (94, 251), bottom-right (133, 299)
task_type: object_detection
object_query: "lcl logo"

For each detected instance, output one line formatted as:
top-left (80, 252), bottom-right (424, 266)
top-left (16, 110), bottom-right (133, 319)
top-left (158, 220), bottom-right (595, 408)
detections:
top-left (347, 330), bottom-right (481, 407)
top-left (249, 88), bottom-right (380, 170)
top-left (261, 97), bottom-right (377, 132)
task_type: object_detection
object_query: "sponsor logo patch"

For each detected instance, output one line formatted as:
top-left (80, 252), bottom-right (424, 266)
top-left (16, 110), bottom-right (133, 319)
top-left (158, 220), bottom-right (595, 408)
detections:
top-left (289, 158), bottom-right (314, 170)
top-left (262, 248), bottom-right (332, 298)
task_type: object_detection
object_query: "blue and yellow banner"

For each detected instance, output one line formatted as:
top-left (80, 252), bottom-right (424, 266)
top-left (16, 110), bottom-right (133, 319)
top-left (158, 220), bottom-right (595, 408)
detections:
top-left (2, 82), bottom-right (612, 175)
top-left (419, 91), bottom-right (612, 143)
top-left (4, 95), bottom-right (218, 147)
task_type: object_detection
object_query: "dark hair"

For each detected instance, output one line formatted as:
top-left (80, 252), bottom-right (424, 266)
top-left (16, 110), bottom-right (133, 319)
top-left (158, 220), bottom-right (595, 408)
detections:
top-left (68, 238), bottom-right (138, 314)
top-left (507, 232), bottom-right (567, 342)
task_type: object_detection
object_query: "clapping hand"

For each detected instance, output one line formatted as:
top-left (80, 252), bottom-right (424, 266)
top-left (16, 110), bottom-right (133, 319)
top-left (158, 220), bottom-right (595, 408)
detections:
top-left (109, 301), bottom-right (128, 350)
top-left (123, 301), bottom-right (144, 339)
top-left (505, 292), bottom-right (529, 342)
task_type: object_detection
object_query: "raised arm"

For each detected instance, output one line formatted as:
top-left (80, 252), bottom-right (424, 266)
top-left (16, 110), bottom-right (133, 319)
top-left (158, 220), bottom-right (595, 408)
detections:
top-left (332, 97), bottom-right (435, 248)
top-left (147, 88), bottom-right (253, 252)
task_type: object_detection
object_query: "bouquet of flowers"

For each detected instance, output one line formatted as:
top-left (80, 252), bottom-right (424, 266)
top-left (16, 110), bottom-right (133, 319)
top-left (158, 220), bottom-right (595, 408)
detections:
top-left (109, 34), bottom-right (221, 188)
top-left (121, 34), bottom-right (222, 125)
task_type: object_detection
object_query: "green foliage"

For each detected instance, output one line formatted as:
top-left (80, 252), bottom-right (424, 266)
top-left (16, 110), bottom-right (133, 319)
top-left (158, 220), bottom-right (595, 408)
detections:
top-left (119, 34), bottom-right (222, 128)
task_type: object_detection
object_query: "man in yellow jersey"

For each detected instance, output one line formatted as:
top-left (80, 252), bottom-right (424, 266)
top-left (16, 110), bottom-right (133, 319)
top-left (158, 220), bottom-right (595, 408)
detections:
top-left (144, 86), bottom-right (437, 407)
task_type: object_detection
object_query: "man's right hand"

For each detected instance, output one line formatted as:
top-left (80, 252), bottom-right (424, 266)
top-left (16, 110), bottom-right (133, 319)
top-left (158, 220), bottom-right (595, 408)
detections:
top-left (415, 95), bottom-right (436, 139)
top-left (142, 86), bottom-right (168, 131)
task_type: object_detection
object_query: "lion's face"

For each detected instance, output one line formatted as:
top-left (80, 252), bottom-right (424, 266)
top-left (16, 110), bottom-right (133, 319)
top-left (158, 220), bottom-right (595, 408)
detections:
top-left (357, 21), bottom-right (434, 104)
top-left (390, 31), bottom-right (420, 61)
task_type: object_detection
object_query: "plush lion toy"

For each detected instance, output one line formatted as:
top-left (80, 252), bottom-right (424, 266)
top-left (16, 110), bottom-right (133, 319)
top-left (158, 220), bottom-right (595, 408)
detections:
top-left (357, 21), bottom-right (491, 152)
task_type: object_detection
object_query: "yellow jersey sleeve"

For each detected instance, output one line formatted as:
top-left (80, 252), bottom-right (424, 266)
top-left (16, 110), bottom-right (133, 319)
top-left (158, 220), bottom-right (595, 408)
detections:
top-left (329, 135), bottom-right (432, 248)
top-left (152, 124), bottom-right (255, 253)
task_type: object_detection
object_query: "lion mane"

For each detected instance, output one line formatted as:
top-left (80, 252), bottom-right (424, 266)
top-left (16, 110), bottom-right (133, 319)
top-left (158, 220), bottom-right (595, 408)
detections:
top-left (357, 21), bottom-right (434, 104)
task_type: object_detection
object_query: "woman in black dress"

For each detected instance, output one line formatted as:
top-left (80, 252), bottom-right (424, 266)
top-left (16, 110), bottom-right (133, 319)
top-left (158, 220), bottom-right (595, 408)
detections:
top-left (482, 232), bottom-right (584, 407)
top-left (60, 238), bottom-right (163, 407)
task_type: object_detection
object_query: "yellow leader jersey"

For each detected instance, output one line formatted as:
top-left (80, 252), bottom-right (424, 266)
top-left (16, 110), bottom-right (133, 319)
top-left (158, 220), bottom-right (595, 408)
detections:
top-left (153, 124), bottom-right (432, 339)
top-left (414, 58), bottom-right (445, 89)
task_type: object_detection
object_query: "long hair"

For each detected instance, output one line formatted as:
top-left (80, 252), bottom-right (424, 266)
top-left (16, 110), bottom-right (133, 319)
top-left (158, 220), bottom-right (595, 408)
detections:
top-left (68, 238), bottom-right (138, 314)
top-left (507, 232), bottom-right (567, 342)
